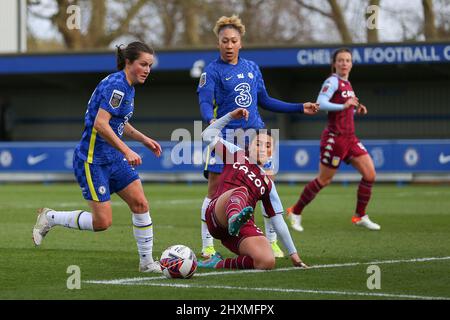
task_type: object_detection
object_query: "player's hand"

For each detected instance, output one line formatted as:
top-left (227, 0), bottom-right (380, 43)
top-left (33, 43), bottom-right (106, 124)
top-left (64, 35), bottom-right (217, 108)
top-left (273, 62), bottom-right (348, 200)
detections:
top-left (344, 97), bottom-right (359, 109)
top-left (230, 108), bottom-right (249, 121)
top-left (290, 253), bottom-right (310, 269)
top-left (303, 102), bottom-right (319, 115)
top-left (356, 103), bottom-right (368, 115)
top-left (143, 137), bottom-right (162, 157)
top-left (125, 149), bottom-right (142, 167)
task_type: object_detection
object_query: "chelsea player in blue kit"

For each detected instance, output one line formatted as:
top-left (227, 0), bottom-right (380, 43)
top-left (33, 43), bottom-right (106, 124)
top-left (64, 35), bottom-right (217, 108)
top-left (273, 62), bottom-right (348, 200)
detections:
top-left (33, 42), bottom-right (163, 273)
top-left (197, 16), bottom-right (318, 259)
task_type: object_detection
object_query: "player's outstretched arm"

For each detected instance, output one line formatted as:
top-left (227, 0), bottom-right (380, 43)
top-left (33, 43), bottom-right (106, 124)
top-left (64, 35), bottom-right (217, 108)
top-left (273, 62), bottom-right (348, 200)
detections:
top-left (94, 109), bottom-right (142, 166)
top-left (258, 88), bottom-right (319, 115)
top-left (202, 108), bottom-right (249, 162)
top-left (316, 76), bottom-right (357, 112)
top-left (290, 253), bottom-right (309, 268)
top-left (270, 214), bottom-right (309, 268)
top-left (201, 108), bottom-right (249, 144)
top-left (264, 184), bottom-right (309, 268)
top-left (258, 87), bottom-right (304, 113)
top-left (124, 123), bottom-right (162, 157)
top-left (303, 102), bottom-right (320, 115)
top-left (256, 68), bottom-right (318, 114)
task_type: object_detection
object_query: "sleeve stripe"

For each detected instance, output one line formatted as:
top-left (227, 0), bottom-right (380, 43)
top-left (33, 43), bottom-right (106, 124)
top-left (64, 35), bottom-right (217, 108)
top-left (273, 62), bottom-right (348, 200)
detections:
top-left (204, 145), bottom-right (211, 171)
top-left (213, 99), bottom-right (218, 119)
top-left (76, 211), bottom-right (86, 230)
top-left (133, 223), bottom-right (153, 230)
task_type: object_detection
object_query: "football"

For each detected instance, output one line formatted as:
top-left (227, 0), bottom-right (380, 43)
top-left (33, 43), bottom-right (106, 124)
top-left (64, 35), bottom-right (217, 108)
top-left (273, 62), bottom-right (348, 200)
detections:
top-left (160, 245), bottom-right (197, 279)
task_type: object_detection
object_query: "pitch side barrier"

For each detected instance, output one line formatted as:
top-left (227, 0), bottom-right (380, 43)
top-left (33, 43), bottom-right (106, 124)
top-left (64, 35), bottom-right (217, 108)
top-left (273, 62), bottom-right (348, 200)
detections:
top-left (0, 140), bottom-right (449, 183)
top-left (1, 43), bottom-right (450, 74)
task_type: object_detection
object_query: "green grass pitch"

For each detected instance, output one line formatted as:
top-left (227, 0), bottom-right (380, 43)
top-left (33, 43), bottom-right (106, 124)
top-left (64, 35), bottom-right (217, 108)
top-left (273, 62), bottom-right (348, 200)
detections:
top-left (0, 182), bottom-right (449, 300)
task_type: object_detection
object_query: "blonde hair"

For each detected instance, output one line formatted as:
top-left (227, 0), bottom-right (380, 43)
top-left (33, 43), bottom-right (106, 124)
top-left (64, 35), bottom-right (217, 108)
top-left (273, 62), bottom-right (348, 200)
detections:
top-left (213, 15), bottom-right (246, 37)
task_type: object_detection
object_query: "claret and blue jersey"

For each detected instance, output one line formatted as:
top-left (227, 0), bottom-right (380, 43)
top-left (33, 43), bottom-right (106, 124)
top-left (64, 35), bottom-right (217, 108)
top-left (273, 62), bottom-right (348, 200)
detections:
top-left (76, 70), bottom-right (135, 164)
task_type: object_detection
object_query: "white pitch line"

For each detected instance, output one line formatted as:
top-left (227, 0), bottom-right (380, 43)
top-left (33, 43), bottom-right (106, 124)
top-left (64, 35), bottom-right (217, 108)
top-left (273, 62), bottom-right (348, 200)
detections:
top-left (88, 281), bottom-right (450, 300)
top-left (85, 256), bottom-right (450, 285)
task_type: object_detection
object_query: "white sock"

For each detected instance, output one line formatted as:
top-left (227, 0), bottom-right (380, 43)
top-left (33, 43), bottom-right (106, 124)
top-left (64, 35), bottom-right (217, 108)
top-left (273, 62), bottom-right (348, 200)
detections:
top-left (132, 212), bottom-right (154, 265)
top-left (292, 214), bottom-right (302, 225)
top-left (46, 210), bottom-right (94, 231)
top-left (201, 197), bottom-right (214, 248)
top-left (261, 203), bottom-right (277, 243)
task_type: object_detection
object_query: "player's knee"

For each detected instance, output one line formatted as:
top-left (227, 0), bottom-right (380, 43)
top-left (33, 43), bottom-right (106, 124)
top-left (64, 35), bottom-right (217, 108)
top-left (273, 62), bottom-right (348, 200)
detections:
top-left (253, 255), bottom-right (276, 270)
top-left (236, 186), bottom-right (249, 196)
top-left (363, 170), bottom-right (376, 183)
top-left (93, 217), bottom-right (112, 231)
top-left (130, 197), bottom-right (149, 213)
top-left (318, 176), bottom-right (332, 186)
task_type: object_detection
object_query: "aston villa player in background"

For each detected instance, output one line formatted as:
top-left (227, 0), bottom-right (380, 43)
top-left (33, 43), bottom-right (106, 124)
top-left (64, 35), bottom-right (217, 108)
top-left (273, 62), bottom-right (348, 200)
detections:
top-left (287, 48), bottom-right (381, 231)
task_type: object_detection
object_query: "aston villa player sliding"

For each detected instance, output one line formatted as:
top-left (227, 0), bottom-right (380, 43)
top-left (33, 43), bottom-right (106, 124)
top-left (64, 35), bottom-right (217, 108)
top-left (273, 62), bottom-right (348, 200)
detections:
top-left (198, 107), bottom-right (318, 270)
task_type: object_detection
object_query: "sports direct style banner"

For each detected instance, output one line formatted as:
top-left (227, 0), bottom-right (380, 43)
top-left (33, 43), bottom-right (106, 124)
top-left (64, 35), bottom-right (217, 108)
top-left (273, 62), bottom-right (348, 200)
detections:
top-left (0, 140), bottom-right (449, 174)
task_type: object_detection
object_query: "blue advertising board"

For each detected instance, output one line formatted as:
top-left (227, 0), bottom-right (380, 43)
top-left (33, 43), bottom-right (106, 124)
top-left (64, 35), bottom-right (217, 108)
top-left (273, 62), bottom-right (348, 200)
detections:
top-left (1, 140), bottom-right (449, 175)
top-left (1, 43), bottom-right (450, 75)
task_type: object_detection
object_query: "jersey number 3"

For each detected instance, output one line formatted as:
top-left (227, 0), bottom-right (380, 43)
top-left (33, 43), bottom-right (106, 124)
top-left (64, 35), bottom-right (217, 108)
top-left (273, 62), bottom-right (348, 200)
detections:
top-left (234, 83), bottom-right (252, 108)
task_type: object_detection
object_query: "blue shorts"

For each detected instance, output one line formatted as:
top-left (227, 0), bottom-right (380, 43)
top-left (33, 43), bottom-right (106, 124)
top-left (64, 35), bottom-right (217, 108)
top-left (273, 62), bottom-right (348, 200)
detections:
top-left (203, 145), bottom-right (224, 179)
top-left (73, 153), bottom-right (140, 202)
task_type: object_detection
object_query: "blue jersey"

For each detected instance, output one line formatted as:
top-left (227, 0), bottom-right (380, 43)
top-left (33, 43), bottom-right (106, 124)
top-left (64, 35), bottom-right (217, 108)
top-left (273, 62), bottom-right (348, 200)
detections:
top-left (198, 57), bottom-right (303, 133)
top-left (76, 71), bottom-right (135, 164)
top-left (198, 57), bottom-right (303, 176)
top-left (197, 57), bottom-right (267, 130)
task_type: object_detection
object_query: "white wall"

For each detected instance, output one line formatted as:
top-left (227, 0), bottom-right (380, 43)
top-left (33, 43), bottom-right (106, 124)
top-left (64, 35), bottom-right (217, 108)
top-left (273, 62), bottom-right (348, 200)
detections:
top-left (0, 0), bottom-right (26, 53)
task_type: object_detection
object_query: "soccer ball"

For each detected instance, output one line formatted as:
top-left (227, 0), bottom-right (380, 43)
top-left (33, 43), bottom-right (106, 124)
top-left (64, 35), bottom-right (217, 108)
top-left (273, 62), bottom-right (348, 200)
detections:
top-left (160, 245), bottom-right (197, 279)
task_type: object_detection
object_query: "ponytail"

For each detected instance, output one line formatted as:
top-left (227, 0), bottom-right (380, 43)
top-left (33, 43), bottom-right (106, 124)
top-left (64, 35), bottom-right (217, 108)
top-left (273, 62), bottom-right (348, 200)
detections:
top-left (116, 42), bottom-right (154, 71)
top-left (116, 45), bottom-right (126, 70)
